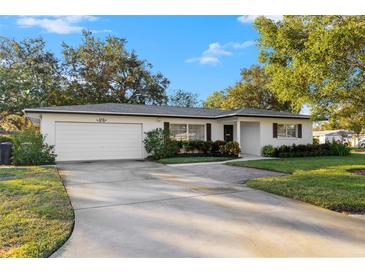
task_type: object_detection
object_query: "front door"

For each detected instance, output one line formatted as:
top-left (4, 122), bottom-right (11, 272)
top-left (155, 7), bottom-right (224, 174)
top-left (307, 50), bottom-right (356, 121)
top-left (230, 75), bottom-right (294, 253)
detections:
top-left (224, 125), bottom-right (233, 142)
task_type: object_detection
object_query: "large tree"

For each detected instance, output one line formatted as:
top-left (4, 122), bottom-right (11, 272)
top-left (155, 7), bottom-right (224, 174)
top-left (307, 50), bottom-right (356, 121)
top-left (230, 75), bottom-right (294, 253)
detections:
top-left (204, 65), bottom-right (294, 111)
top-left (62, 30), bottom-right (169, 105)
top-left (203, 90), bottom-right (226, 109)
top-left (254, 15), bottom-right (365, 120)
top-left (168, 89), bottom-right (200, 107)
top-left (0, 36), bottom-right (63, 114)
top-left (0, 36), bottom-right (63, 130)
top-left (0, 31), bottom-right (171, 130)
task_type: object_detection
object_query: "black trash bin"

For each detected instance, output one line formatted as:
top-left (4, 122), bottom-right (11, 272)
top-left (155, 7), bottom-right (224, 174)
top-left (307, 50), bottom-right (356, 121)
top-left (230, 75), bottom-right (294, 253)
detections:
top-left (0, 142), bottom-right (12, 165)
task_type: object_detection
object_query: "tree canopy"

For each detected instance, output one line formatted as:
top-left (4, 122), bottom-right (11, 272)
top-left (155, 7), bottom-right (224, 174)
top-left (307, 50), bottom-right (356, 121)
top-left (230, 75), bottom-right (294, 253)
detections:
top-left (0, 36), bottom-right (62, 114)
top-left (168, 89), bottom-right (200, 108)
top-left (204, 65), bottom-right (294, 112)
top-left (62, 31), bottom-right (169, 105)
top-left (254, 15), bottom-right (365, 119)
top-left (0, 31), bottom-right (170, 130)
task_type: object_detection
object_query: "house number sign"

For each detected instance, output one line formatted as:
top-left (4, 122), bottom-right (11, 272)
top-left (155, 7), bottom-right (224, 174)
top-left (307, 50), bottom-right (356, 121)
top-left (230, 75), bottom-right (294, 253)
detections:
top-left (96, 118), bottom-right (107, 123)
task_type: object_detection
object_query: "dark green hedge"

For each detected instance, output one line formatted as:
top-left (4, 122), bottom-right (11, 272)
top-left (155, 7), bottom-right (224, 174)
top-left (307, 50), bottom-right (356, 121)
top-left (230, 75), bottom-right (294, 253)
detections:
top-left (261, 143), bottom-right (351, 158)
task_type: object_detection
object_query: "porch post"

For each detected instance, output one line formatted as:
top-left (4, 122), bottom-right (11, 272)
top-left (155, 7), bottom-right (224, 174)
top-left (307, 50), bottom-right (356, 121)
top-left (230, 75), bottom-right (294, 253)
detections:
top-left (236, 120), bottom-right (241, 155)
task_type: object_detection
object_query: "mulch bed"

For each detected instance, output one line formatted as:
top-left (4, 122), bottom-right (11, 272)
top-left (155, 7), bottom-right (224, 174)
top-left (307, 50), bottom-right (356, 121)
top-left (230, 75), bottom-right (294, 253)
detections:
top-left (348, 169), bottom-right (365, 176)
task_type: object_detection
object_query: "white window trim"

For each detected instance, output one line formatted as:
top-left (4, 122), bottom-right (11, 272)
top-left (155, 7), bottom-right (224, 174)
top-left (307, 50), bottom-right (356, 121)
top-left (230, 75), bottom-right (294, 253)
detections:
top-left (170, 123), bottom-right (206, 141)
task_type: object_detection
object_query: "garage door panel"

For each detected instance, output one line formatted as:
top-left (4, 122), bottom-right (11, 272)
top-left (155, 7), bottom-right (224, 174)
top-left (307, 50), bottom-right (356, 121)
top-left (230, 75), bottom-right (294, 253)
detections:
top-left (55, 122), bottom-right (143, 161)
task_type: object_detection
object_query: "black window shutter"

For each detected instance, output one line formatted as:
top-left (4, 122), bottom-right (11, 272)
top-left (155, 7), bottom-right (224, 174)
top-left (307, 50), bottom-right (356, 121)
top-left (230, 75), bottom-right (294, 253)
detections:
top-left (273, 123), bottom-right (278, 138)
top-left (163, 122), bottom-right (170, 141)
top-left (206, 123), bottom-right (212, 141)
top-left (298, 124), bottom-right (302, 138)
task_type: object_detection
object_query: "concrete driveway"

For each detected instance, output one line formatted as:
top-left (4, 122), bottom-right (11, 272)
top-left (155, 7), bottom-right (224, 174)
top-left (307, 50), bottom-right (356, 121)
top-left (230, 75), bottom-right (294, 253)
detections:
top-left (54, 160), bottom-right (365, 257)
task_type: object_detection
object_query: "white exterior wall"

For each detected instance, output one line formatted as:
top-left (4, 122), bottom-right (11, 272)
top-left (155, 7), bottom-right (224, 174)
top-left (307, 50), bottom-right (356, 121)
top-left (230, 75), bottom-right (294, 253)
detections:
top-left (40, 113), bottom-right (224, 158)
top-left (259, 117), bottom-right (313, 148)
top-left (232, 117), bottom-right (312, 155)
top-left (38, 113), bottom-right (312, 159)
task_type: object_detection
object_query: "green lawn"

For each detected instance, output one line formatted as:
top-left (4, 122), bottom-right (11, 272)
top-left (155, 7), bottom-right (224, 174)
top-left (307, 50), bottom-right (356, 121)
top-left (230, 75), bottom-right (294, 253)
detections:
top-left (227, 154), bottom-right (365, 214)
top-left (0, 166), bottom-right (74, 257)
top-left (158, 156), bottom-right (236, 164)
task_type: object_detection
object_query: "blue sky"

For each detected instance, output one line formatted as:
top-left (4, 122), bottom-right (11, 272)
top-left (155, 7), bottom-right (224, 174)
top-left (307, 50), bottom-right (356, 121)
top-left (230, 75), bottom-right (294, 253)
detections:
top-left (0, 15), bottom-right (275, 102)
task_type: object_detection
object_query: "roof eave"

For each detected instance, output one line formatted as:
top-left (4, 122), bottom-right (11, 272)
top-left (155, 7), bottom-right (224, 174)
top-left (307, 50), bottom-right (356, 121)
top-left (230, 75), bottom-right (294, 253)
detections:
top-left (24, 109), bottom-right (311, 120)
top-left (23, 109), bottom-right (217, 119)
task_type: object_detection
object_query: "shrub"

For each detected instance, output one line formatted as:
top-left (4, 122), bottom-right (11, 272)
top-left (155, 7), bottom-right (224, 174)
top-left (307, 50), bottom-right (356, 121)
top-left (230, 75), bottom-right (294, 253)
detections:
top-left (329, 143), bottom-right (351, 156)
top-left (262, 142), bottom-right (351, 158)
top-left (143, 128), bottom-right (178, 160)
top-left (200, 140), bottom-right (213, 153)
top-left (219, 141), bottom-right (241, 156)
top-left (0, 135), bottom-right (15, 143)
top-left (12, 129), bottom-right (56, 165)
top-left (261, 145), bottom-right (275, 157)
top-left (211, 140), bottom-right (226, 154)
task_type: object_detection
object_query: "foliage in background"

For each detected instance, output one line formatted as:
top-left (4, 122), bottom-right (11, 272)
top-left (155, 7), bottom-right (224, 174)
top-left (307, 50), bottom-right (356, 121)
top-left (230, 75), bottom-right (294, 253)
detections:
top-left (332, 104), bottom-right (365, 146)
top-left (261, 142), bottom-right (350, 158)
top-left (168, 89), bottom-right (201, 107)
top-left (204, 65), bottom-right (294, 112)
top-left (12, 129), bottom-right (56, 165)
top-left (254, 16), bottom-right (365, 123)
top-left (0, 135), bottom-right (15, 143)
top-left (203, 90), bottom-right (226, 109)
top-left (62, 30), bottom-right (169, 105)
top-left (143, 128), bottom-right (178, 160)
top-left (0, 31), bottom-right (170, 130)
top-left (0, 36), bottom-right (63, 115)
top-left (0, 113), bottom-right (33, 132)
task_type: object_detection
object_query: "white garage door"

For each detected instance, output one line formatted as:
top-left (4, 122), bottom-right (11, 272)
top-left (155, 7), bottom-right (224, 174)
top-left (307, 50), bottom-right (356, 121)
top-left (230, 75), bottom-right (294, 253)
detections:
top-left (55, 122), bottom-right (143, 161)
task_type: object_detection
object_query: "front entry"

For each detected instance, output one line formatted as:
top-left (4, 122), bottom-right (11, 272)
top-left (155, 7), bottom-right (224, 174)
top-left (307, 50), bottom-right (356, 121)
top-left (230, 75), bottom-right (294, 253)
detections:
top-left (224, 125), bottom-right (233, 142)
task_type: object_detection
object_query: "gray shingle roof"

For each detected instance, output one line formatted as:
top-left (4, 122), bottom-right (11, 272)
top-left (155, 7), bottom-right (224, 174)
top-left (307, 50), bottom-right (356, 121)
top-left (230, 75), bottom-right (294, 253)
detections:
top-left (24, 103), bottom-right (310, 119)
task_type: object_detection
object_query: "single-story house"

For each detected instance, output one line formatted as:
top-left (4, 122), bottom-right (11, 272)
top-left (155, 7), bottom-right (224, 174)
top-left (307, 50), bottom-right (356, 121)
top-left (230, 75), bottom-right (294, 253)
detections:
top-left (313, 130), bottom-right (353, 145)
top-left (24, 103), bottom-right (312, 162)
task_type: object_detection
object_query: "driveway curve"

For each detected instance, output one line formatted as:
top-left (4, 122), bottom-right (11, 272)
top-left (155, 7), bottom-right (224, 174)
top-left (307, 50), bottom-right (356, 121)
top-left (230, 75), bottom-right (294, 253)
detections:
top-left (53, 160), bottom-right (365, 257)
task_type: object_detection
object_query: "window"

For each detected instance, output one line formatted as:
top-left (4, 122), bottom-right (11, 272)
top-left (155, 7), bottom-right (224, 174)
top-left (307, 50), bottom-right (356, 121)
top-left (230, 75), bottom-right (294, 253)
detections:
top-left (188, 124), bottom-right (205, 140)
top-left (170, 124), bottom-right (205, 141)
top-left (277, 124), bottom-right (297, 138)
top-left (170, 124), bottom-right (188, 140)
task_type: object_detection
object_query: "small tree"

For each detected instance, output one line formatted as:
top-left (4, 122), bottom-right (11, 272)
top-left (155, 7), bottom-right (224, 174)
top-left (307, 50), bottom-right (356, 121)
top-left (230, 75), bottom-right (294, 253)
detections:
top-left (143, 128), bottom-right (177, 160)
top-left (12, 129), bottom-right (56, 165)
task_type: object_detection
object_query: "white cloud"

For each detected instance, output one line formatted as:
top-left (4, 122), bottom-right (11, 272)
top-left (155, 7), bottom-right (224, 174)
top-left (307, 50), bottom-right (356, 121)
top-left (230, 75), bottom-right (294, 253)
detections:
top-left (186, 40), bottom-right (254, 65)
top-left (186, 56), bottom-right (220, 65)
top-left (16, 16), bottom-right (105, 34)
top-left (226, 40), bottom-right (255, 49)
top-left (237, 15), bottom-right (283, 24)
top-left (203, 42), bottom-right (232, 57)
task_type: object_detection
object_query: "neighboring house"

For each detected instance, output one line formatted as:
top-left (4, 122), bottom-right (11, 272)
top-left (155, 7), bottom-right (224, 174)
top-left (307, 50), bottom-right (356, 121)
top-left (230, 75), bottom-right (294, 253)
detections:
top-left (313, 130), bottom-right (354, 145)
top-left (24, 103), bottom-right (312, 161)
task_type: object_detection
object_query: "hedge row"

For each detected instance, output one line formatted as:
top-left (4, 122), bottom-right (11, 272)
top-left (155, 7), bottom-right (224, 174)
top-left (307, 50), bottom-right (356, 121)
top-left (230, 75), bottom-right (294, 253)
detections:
top-left (173, 139), bottom-right (240, 156)
top-left (261, 143), bottom-right (351, 158)
top-left (143, 129), bottom-right (241, 160)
